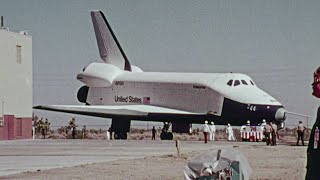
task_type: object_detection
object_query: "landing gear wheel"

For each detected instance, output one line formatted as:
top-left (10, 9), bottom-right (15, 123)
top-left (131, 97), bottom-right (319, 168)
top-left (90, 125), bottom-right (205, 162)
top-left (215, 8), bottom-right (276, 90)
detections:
top-left (114, 132), bottom-right (121, 140)
top-left (160, 132), bottom-right (166, 140)
top-left (114, 132), bottom-right (128, 140)
top-left (167, 132), bottom-right (173, 140)
top-left (121, 133), bottom-right (127, 140)
top-left (160, 132), bottom-right (173, 140)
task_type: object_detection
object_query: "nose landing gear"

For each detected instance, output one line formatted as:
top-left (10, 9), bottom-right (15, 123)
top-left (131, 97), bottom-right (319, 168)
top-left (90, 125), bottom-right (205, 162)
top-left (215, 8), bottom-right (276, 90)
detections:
top-left (160, 122), bottom-right (173, 140)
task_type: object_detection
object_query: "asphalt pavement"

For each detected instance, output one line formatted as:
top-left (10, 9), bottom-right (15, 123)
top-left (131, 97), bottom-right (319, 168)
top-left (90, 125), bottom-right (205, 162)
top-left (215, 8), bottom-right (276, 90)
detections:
top-left (0, 139), bottom-right (239, 176)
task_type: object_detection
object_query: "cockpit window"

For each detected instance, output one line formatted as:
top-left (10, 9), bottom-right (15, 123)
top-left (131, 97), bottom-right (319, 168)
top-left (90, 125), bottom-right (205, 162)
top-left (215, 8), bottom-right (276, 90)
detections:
top-left (250, 80), bottom-right (255, 85)
top-left (234, 80), bottom-right (240, 86)
top-left (241, 80), bottom-right (248, 85)
top-left (227, 80), bottom-right (233, 86)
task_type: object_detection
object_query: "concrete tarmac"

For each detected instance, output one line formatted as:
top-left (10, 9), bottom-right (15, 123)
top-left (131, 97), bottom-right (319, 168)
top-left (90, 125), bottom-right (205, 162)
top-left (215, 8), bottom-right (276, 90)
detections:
top-left (0, 139), bottom-right (237, 176)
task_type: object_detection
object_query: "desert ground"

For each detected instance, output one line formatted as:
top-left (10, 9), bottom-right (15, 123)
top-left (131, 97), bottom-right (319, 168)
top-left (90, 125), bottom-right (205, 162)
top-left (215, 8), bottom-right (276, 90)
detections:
top-left (0, 128), bottom-right (308, 180)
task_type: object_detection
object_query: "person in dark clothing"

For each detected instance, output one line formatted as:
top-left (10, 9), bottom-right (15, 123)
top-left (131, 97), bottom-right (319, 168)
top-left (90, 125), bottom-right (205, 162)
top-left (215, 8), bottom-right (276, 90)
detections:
top-left (152, 126), bottom-right (156, 140)
top-left (306, 66), bottom-right (320, 180)
top-left (271, 121), bottom-right (277, 146)
top-left (297, 121), bottom-right (306, 146)
top-left (108, 127), bottom-right (113, 140)
top-left (72, 127), bottom-right (77, 139)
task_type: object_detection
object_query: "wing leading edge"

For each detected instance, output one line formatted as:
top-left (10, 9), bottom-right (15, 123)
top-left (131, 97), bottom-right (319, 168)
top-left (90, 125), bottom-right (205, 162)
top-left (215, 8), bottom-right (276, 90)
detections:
top-left (33, 104), bottom-right (214, 123)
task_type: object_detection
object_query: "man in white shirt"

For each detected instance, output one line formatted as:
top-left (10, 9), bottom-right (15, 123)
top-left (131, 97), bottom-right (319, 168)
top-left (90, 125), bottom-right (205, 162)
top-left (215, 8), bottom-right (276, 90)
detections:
top-left (261, 119), bottom-right (267, 130)
top-left (209, 121), bottom-right (216, 141)
top-left (226, 124), bottom-right (235, 141)
top-left (202, 120), bottom-right (209, 143)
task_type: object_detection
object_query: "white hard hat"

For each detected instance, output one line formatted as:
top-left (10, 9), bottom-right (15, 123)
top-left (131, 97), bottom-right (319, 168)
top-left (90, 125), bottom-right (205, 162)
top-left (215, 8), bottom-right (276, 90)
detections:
top-left (247, 120), bottom-right (250, 124)
top-left (228, 123), bottom-right (230, 126)
top-left (263, 119), bottom-right (266, 122)
top-left (205, 120), bottom-right (208, 124)
top-left (211, 121), bottom-right (214, 125)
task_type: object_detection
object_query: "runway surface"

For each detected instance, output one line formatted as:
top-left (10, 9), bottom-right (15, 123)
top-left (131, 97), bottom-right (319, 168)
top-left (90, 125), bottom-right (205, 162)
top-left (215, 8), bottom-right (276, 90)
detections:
top-left (0, 139), bottom-right (239, 176)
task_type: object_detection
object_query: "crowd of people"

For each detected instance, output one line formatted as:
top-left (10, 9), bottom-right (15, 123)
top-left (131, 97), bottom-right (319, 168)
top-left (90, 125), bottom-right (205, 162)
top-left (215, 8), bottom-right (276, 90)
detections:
top-left (200, 118), bottom-right (299, 146)
top-left (201, 120), bottom-right (235, 143)
top-left (36, 116), bottom-right (308, 146)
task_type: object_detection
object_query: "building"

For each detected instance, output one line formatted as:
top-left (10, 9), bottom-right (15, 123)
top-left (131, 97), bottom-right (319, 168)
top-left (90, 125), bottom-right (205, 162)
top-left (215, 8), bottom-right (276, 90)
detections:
top-left (0, 20), bottom-right (33, 140)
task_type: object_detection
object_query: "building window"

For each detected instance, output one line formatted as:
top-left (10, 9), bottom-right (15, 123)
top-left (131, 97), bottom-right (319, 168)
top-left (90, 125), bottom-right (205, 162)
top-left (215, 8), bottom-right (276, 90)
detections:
top-left (0, 118), bottom-right (3, 127)
top-left (16, 45), bottom-right (22, 64)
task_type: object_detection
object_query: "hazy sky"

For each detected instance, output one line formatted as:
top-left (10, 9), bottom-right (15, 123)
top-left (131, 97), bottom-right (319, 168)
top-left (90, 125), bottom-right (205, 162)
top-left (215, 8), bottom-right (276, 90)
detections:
top-left (1, 0), bottom-right (319, 128)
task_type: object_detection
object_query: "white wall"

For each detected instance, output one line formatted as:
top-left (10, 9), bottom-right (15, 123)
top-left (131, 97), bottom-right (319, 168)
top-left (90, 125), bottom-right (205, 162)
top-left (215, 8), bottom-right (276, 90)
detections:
top-left (0, 29), bottom-right (32, 117)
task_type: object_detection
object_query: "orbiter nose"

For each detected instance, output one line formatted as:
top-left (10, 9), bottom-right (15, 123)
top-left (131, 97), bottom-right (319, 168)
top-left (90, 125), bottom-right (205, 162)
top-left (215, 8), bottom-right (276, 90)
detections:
top-left (275, 107), bottom-right (286, 122)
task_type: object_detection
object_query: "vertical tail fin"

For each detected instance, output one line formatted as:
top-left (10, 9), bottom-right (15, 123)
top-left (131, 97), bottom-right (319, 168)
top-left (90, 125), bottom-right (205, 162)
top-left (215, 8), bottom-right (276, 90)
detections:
top-left (90, 10), bottom-right (131, 71)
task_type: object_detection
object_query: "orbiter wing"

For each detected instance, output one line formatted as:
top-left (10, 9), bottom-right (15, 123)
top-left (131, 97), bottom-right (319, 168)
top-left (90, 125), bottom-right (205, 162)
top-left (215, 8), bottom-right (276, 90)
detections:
top-left (33, 104), bottom-right (210, 123)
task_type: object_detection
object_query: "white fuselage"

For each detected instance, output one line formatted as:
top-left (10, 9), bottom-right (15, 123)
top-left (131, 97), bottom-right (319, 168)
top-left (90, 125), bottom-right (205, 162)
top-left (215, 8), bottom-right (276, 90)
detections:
top-left (76, 63), bottom-right (285, 125)
top-left (83, 67), bottom-right (281, 116)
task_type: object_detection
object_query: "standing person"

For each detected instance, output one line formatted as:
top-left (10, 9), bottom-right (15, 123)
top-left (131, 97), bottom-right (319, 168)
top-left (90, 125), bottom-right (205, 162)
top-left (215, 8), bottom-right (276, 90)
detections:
top-left (264, 122), bottom-right (272, 146)
top-left (152, 126), bottom-right (156, 140)
top-left (306, 66), bottom-right (320, 179)
top-left (41, 120), bottom-right (46, 139)
top-left (271, 121), bottom-right (278, 146)
top-left (106, 126), bottom-right (110, 140)
top-left (202, 120), bottom-right (209, 143)
top-left (82, 125), bottom-right (86, 139)
top-left (108, 127), bottom-right (113, 140)
top-left (226, 124), bottom-right (235, 141)
top-left (44, 118), bottom-right (50, 137)
top-left (209, 122), bottom-right (216, 141)
top-left (297, 121), bottom-right (306, 146)
top-left (72, 127), bottom-right (77, 139)
top-left (260, 119), bottom-right (267, 140)
top-left (261, 119), bottom-right (267, 130)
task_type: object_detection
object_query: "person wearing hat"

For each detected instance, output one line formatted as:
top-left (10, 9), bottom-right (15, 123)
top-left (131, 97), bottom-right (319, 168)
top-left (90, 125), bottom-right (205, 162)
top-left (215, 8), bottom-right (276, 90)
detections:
top-left (246, 120), bottom-right (251, 126)
top-left (202, 120), bottom-right (210, 143)
top-left (306, 66), bottom-right (320, 179)
top-left (226, 123), bottom-right (235, 141)
top-left (260, 119), bottom-right (267, 140)
top-left (209, 122), bottom-right (216, 141)
top-left (260, 119), bottom-right (267, 131)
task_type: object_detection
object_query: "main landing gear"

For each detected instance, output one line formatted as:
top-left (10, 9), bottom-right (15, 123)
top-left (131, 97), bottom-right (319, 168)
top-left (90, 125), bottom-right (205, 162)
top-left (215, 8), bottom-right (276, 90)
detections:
top-left (160, 122), bottom-right (173, 140)
top-left (111, 118), bottom-right (131, 140)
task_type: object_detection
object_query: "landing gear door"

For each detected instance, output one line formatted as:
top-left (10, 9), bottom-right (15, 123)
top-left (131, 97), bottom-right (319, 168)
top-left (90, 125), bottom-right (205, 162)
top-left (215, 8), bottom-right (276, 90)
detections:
top-left (207, 91), bottom-right (224, 116)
